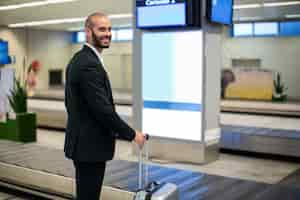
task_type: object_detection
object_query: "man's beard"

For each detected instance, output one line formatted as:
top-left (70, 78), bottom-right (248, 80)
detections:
top-left (91, 30), bottom-right (111, 49)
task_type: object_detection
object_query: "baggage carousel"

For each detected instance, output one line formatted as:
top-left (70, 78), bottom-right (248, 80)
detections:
top-left (27, 98), bottom-right (300, 158)
top-left (1, 140), bottom-right (300, 200)
top-left (221, 100), bottom-right (300, 117)
top-left (30, 89), bottom-right (300, 117)
top-left (30, 89), bottom-right (132, 105)
top-left (27, 99), bottom-right (132, 129)
top-left (221, 125), bottom-right (300, 157)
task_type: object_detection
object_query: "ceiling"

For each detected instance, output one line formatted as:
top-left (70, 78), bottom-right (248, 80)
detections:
top-left (0, 0), bottom-right (133, 31)
top-left (0, 0), bottom-right (299, 31)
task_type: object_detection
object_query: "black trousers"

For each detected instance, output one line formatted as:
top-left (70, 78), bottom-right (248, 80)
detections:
top-left (73, 161), bottom-right (106, 200)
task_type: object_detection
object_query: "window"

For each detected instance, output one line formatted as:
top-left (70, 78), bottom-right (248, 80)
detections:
top-left (72, 29), bottom-right (130, 43)
top-left (254, 22), bottom-right (278, 36)
top-left (233, 23), bottom-right (253, 37)
top-left (232, 21), bottom-right (300, 38)
top-left (76, 31), bottom-right (86, 43)
top-left (116, 28), bottom-right (133, 41)
top-left (111, 29), bottom-right (117, 41)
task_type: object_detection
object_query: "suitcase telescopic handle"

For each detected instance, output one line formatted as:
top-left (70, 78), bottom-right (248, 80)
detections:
top-left (138, 133), bottom-right (150, 190)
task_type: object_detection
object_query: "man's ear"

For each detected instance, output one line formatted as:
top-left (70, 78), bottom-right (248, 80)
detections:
top-left (85, 27), bottom-right (91, 39)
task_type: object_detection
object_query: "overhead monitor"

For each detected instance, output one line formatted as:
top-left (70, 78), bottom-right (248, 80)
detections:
top-left (0, 41), bottom-right (11, 65)
top-left (136, 0), bottom-right (201, 29)
top-left (207, 0), bottom-right (233, 25)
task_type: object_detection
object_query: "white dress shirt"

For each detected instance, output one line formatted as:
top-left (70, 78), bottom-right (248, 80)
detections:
top-left (84, 42), bottom-right (105, 67)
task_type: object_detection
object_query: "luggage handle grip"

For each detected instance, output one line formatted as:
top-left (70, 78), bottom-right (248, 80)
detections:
top-left (138, 133), bottom-right (150, 190)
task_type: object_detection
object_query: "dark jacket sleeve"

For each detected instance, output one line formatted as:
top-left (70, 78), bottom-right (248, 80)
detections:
top-left (79, 65), bottom-right (135, 141)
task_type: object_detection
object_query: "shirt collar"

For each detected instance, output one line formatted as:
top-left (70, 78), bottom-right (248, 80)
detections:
top-left (84, 42), bottom-right (104, 65)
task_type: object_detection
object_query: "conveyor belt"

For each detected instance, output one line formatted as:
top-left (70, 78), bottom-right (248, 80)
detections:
top-left (278, 169), bottom-right (300, 189)
top-left (27, 99), bottom-right (132, 129)
top-left (0, 186), bottom-right (50, 200)
top-left (0, 140), bottom-right (300, 200)
top-left (221, 125), bottom-right (300, 157)
top-left (221, 100), bottom-right (300, 117)
top-left (29, 90), bottom-right (132, 105)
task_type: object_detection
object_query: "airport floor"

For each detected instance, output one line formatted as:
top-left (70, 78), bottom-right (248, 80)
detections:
top-left (1, 113), bottom-right (300, 199)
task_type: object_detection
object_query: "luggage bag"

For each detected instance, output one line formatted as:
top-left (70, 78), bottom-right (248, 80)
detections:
top-left (134, 135), bottom-right (179, 200)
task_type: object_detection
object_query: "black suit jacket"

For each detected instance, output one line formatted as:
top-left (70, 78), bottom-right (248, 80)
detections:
top-left (64, 45), bottom-right (135, 162)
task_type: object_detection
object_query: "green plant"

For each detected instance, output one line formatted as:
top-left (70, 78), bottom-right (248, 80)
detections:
top-left (273, 72), bottom-right (287, 101)
top-left (7, 78), bottom-right (27, 113)
top-left (274, 72), bottom-right (287, 95)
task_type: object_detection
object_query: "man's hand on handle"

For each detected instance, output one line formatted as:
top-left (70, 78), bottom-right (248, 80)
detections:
top-left (134, 131), bottom-right (147, 149)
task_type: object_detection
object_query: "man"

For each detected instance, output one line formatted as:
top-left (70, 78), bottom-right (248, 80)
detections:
top-left (64, 12), bottom-right (146, 200)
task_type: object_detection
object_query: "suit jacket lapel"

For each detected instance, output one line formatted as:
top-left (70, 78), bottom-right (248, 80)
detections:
top-left (103, 72), bottom-right (114, 106)
top-left (83, 45), bottom-right (114, 105)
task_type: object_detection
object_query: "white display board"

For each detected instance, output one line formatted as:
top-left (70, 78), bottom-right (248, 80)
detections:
top-left (0, 68), bottom-right (15, 120)
top-left (142, 31), bottom-right (203, 141)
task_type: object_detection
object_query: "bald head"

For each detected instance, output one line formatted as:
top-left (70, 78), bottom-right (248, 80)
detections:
top-left (85, 12), bottom-right (112, 51)
top-left (85, 12), bottom-right (107, 29)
